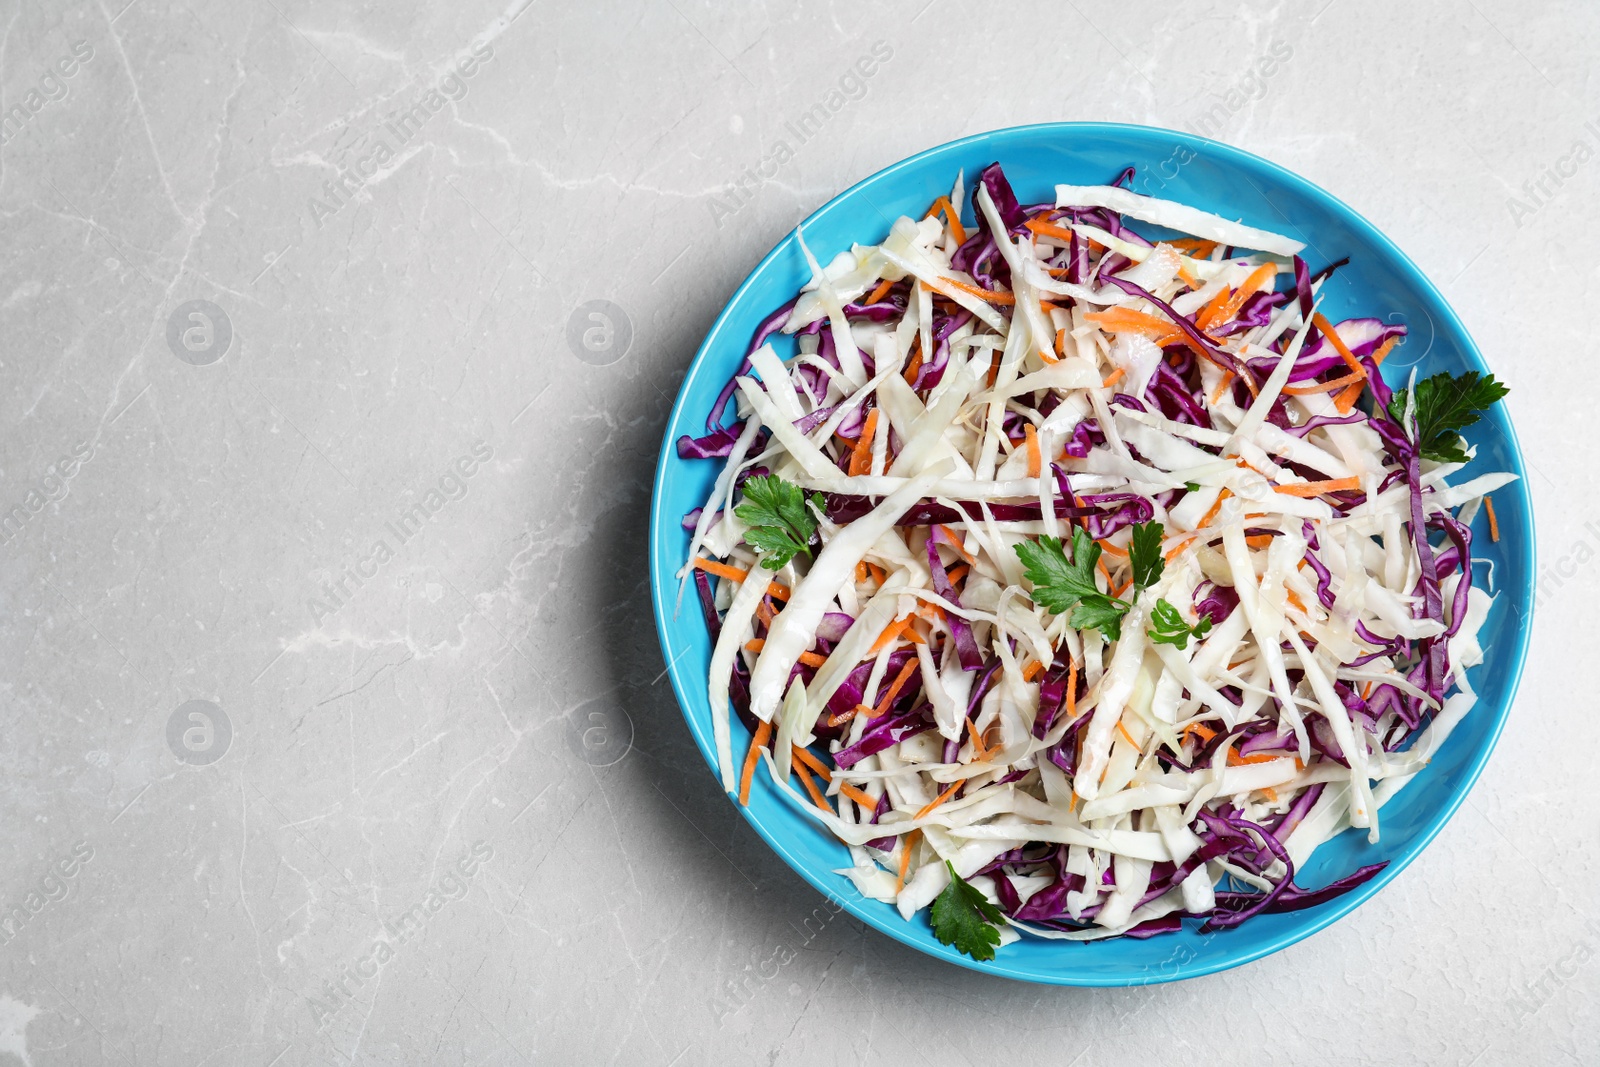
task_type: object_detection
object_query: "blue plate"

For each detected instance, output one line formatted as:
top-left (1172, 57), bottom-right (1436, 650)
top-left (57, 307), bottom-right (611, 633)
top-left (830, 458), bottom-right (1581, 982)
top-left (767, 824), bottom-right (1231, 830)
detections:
top-left (647, 123), bottom-right (1534, 985)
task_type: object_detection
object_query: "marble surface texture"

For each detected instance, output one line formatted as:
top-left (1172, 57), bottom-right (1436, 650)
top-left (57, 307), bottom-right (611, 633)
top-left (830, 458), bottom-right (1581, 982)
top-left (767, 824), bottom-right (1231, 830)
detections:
top-left (0, 0), bottom-right (1594, 1064)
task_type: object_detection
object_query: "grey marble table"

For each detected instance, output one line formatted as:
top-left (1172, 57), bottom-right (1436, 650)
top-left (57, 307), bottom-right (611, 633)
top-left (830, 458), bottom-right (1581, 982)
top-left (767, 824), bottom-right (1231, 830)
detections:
top-left (0, 0), bottom-right (1593, 1064)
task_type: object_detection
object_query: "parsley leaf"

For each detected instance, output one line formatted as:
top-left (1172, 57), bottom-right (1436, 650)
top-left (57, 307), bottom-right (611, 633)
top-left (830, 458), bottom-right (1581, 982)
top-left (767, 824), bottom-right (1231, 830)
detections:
top-left (1072, 596), bottom-right (1130, 641)
top-left (929, 861), bottom-right (1005, 961)
top-left (1147, 598), bottom-right (1213, 649)
top-left (734, 474), bottom-right (824, 569)
top-left (1129, 520), bottom-right (1166, 591)
top-left (1184, 480), bottom-right (1202, 493)
top-left (1013, 529), bottom-right (1103, 615)
top-left (1386, 371), bottom-right (1509, 465)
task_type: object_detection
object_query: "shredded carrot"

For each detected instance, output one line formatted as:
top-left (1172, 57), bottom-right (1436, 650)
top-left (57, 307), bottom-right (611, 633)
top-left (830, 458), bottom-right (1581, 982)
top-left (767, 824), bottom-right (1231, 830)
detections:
top-left (854, 560), bottom-right (868, 584)
top-left (1024, 217), bottom-right (1076, 244)
top-left (1245, 534), bottom-right (1274, 549)
top-left (848, 409), bottom-right (880, 476)
top-left (944, 563), bottom-right (969, 585)
top-left (826, 706), bottom-right (857, 728)
top-left (1371, 335), bottom-right (1400, 365)
top-left (985, 349), bottom-right (1002, 389)
top-left (1023, 423), bottom-right (1041, 478)
top-left (937, 524), bottom-right (977, 564)
top-left (915, 780), bottom-right (964, 821)
top-left (1085, 307), bottom-right (1174, 338)
top-left (743, 638), bottom-right (827, 668)
top-left (868, 615), bottom-right (914, 655)
top-left (1097, 537), bottom-right (1128, 558)
top-left (789, 744), bottom-right (833, 783)
top-left (1054, 327), bottom-right (1068, 360)
top-left (738, 720), bottom-right (772, 806)
top-left (1021, 659), bottom-right (1043, 682)
top-left (864, 278), bottom-right (893, 305)
top-left (902, 336), bottom-right (924, 386)
top-left (794, 760), bottom-right (833, 813)
top-left (1176, 261), bottom-right (1201, 290)
top-left (1183, 722), bottom-right (1218, 745)
top-left (926, 196), bottom-right (967, 245)
top-left (691, 557), bottom-right (790, 600)
top-left (1281, 371), bottom-right (1363, 396)
top-left (868, 656), bottom-right (920, 719)
top-left (937, 276), bottom-right (1015, 304)
top-left (1217, 263), bottom-right (1278, 324)
top-left (966, 718), bottom-right (990, 761)
top-left (867, 562), bottom-right (887, 586)
top-left (838, 781), bottom-right (877, 810)
top-left (1163, 535), bottom-right (1196, 563)
top-left (1116, 721), bottom-right (1139, 749)
top-left (1227, 750), bottom-right (1285, 766)
top-left (1261, 787), bottom-right (1280, 803)
top-left (1285, 590), bottom-right (1306, 614)
top-left (1197, 487), bottom-right (1232, 528)
top-left (1101, 367), bottom-right (1127, 389)
top-left (1208, 372), bottom-right (1236, 406)
top-left (1196, 285), bottom-right (1234, 331)
top-left (1274, 476), bottom-right (1361, 498)
top-left (1065, 658), bottom-right (1078, 721)
top-left (895, 829), bottom-right (920, 893)
top-left (755, 597), bottom-right (774, 626)
top-left (1333, 376), bottom-right (1367, 413)
top-left (1312, 313), bottom-right (1366, 378)
top-left (1485, 494), bottom-right (1500, 542)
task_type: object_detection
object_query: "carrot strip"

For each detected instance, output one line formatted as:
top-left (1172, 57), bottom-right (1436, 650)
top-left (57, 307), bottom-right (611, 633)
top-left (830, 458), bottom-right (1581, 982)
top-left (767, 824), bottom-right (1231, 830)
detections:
top-left (1116, 721), bottom-right (1138, 748)
top-left (1055, 327), bottom-right (1068, 360)
top-left (1485, 495), bottom-right (1500, 542)
top-left (864, 278), bottom-right (893, 305)
top-left (1312, 313), bottom-right (1367, 377)
top-left (944, 563), bottom-right (969, 586)
top-left (838, 781), bottom-right (877, 809)
top-left (1245, 534), bottom-right (1274, 549)
top-left (937, 524), bottom-right (976, 564)
top-left (1209, 371), bottom-right (1236, 406)
top-left (1085, 307), bottom-right (1174, 337)
top-left (965, 718), bottom-right (990, 761)
top-left (794, 761), bottom-right (832, 813)
top-left (1097, 538), bottom-right (1128, 558)
top-left (1216, 263), bottom-right (1278, 324)
top-left (826, 706), bottom-right (857, 728)
top-left (895, 829), bottom-right (920, 893)
top-left (738, 720), bottom-right (772, 805)
top-left (1197, 488), bottom-right (1232, 529)
top-left (868, 615), bottom-right (914, 655)
top-left (902, 337), bottom-right (924, 386)
top-left (1176, 261), bottom-right (1201, 290)
top-left (691, 557), bottom-right (790, 600)
top-left (926, 196), bottom-right (967, 244)
top-left (914, 781), bottom-right (964, 821)
top-left (867, 562), bottom-right (887, 586)
top-left (1371, 335), bottom-right (1400, 365)
top-left (1065, 658), bottom-right (1078, 720)
top-left (1274, 477), bottom-right (1361, 498)
top-left (937, 276), bottom-right (1016, 305)
top-left (870, 656), bottom-right (920, 719)
top-left (1281, 371), bottom-right (1363, 396)
top-left (1024, 217), bottom-right (1076, 243)
top-left (790, 742), bottom-right (832, 783)
top-left (1023, 424), bottom-right (1041, 478)
top-left (1226, 750), bottom-right (1285, 766)
top-left (1101, 367), bottom-right (1127, 389)
top-left (1021, 659), bottom-right (1043, 682)
top-left (1163, 535), bottom-right (1196, 563)
top-left (1261, 787), bottom-right (1280, 803)
top-left (1183, 722), bottom-right (1218, 745)
top-left (744, 639), bottom-right (826, 669)
top-left (848, 409), bottom-right (880, 476)
top-left (1333, 376), bottom-right (1367, 413)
